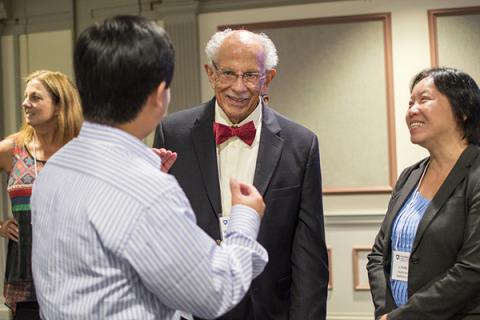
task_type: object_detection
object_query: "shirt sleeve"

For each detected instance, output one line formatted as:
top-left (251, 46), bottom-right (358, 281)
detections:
top-left (121, 178), bottom-right (268, 319)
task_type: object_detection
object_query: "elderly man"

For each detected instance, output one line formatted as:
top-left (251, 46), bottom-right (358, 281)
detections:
top-left (31, 16), bottom-right (268, 320)
top-left (154, 29), bottom-right (329, 320)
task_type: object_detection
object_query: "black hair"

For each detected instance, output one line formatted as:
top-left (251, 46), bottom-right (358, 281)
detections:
top-left (74, 15), bottom-right (174, 125)
top-left (411, 67), bottom-right (480, 145)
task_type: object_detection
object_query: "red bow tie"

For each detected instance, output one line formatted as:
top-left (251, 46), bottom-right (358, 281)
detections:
top-left (213, 121), bottom-right (256, 146)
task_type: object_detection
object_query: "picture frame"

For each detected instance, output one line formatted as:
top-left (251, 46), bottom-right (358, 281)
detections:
top-left (428, 6), bottom-right (480, 67)
top-left (352, 246), bottom-right (371, 291)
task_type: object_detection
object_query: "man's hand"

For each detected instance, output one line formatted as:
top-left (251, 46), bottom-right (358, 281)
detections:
top-left (153, 148), bottom-right (177, 173)
top-left (0, 218), bottom-right (19, 242)
top-left (378, 314), bottom-right (388, 320)
top-left (230, 178), bottom-right (265, 218)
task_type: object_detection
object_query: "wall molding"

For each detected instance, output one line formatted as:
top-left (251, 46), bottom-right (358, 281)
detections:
top-left (198, 0), bottom-right (349, 13)
top-left (327, 312), bottom-right (373, 320)
top-left (90, 4), bottom-right (139, 20)
top-left (1, 0), bottom-right (73, 35)
top-left (155, 0), bottom-right (199, 15)
top-left (325, 212), bottom-right (384, 225)
top-left (324, 186), bottom-right (392, 195)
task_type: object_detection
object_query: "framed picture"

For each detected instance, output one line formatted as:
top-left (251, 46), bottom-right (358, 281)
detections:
top-left (327, 247), bottom-right (333, 290)
top-left (352, 246), bottom-right (371, 291)
top-left (428, 6), bottom-right (480, 82)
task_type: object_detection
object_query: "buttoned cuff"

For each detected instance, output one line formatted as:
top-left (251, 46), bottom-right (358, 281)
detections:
top-left (227, 204), bottom-right (261, 240)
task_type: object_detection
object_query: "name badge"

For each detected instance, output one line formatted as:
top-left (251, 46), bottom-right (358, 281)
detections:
top-left (219, 216), bottom-right (230, 240)
top-left (391, 250), bottom-right (410, 282)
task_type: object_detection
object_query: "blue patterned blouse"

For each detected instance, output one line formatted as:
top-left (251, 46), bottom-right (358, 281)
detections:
top-left (390, 187), bottom-right (430, 306)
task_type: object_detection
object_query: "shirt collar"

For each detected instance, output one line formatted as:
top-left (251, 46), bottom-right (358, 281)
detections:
top-left (214, 99), bottom-right (262, 129)
top-left (79, 121), bottom-right (160, 169)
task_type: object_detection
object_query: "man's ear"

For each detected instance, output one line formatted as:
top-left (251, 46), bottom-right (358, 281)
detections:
top-left (205, 64), bottom-right (216, 89)
top-left (153, 81), bottom-right (168, 113)
top-left (263, 68), bottom-right (277, 89)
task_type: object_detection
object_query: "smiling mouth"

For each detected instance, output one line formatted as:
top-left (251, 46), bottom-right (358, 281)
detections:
top-left (409, 121), bottom-right (424, 129)
top-left (227, 95), bottom-right (249, 103)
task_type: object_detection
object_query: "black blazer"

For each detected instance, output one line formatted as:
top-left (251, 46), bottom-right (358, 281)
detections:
top-left (367, 145), bottom-right (480, 320)
top-left (154, 99), bottom-right (328, 320)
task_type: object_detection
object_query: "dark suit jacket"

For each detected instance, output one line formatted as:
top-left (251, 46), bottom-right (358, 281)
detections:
top-left (153, 99), bottom-right (328, 320)
top-left (367, 145), bottom-right (480, 320)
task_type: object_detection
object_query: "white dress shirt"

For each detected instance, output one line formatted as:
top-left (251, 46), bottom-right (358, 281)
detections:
top-left (31, 122), bottom-right (268, 320)
top-left (215, 101), bottom-right (262, 217)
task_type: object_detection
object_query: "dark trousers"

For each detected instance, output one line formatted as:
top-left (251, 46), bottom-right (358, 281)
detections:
top-left (14, 301), bottom-right (40, 320)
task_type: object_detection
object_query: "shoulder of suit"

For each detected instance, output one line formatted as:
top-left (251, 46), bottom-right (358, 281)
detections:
top-left (465, 146), bottom-right (480, 178)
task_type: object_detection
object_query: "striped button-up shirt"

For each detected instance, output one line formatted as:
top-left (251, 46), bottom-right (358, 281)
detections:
top-left (31, 122), bottom-right (268, 320)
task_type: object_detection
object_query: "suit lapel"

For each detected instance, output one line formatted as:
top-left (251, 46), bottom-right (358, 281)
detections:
top-left (253, 106), bottom-right (284, 196)
top-left (382, 163), bottom-right (425, 257)
top-left (190, 100), bottom-right (222, 215)
top-left (412, 145), bottom-right (479, 253)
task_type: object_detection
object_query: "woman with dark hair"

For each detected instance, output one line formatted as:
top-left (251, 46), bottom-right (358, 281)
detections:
top-left (367, 67), bottom-right (480, 320)
top-left (0, 70), bottom-right (83, 319)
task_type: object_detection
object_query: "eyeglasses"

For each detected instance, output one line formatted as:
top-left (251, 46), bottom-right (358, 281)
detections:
top-left (212, 61), bottom-right (265, 87)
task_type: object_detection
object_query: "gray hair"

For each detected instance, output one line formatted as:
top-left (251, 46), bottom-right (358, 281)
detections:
top-left (205, 29), bottom-right (279, 70)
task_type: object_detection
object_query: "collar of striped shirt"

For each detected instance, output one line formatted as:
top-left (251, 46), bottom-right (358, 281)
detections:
top-left (79, 121), bottom-right (160, 169)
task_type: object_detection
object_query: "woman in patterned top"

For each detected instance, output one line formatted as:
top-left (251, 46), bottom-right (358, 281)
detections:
top-left (0, 70), bottom-right (83, 319)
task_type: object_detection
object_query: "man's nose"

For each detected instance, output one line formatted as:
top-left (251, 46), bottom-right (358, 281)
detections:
top-left (231, 75), bottom-right (247, 91)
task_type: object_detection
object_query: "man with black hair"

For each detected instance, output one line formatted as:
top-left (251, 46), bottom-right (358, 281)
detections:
top-left (31, 15), bottom-right (268, 320)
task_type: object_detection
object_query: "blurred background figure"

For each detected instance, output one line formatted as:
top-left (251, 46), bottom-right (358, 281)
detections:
top-left (368, 67), bottom-right (480, 320)
top-left (0, 70), bottom-right (83, 320)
